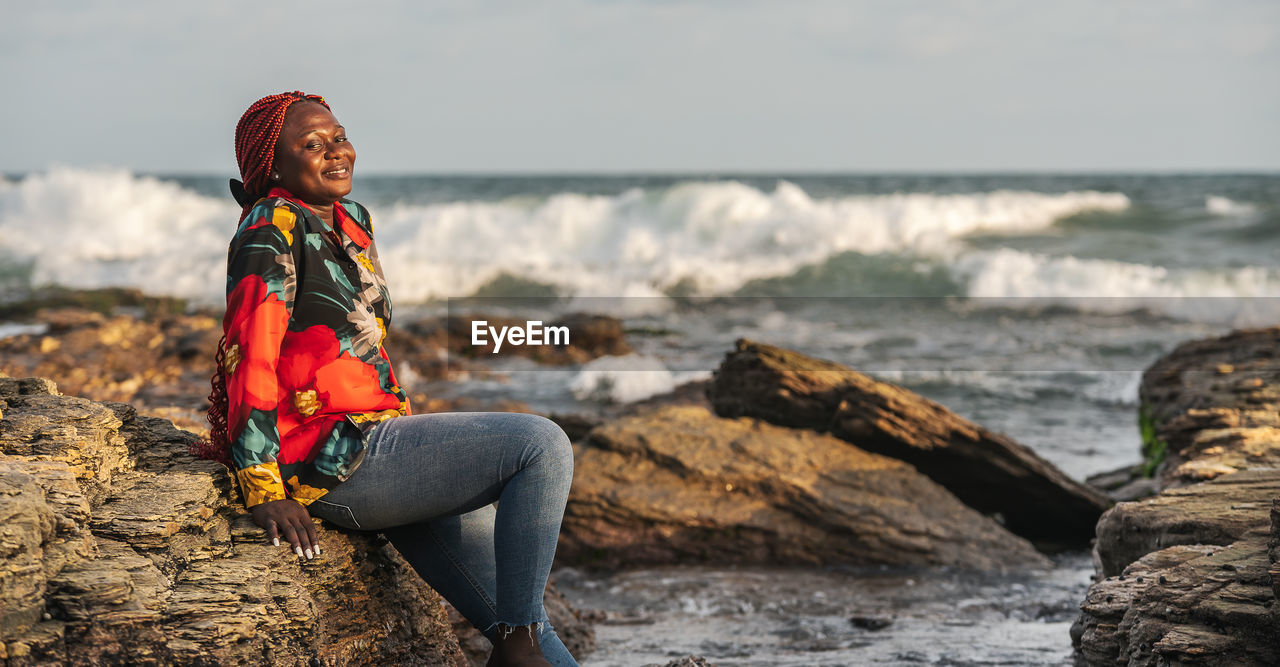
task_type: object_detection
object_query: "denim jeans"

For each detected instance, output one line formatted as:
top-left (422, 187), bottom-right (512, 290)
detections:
top-left (306, 412), bottom-right (578, 666)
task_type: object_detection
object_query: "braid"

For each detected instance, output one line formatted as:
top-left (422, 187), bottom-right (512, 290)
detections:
top-left (193, 335), bottom-right (234, 466)
top-left (192, 91), bottom-right (329, 466)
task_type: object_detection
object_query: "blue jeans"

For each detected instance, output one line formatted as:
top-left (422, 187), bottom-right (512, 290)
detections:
top-left (306, 412), bottom-right (578, 666)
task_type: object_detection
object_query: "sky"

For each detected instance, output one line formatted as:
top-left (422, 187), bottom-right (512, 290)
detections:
top-left (3, 0), bottom-right (1278, 173)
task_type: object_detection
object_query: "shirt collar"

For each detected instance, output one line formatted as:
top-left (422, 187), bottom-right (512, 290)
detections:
top-left (266, 187), bottom-right (371, 250)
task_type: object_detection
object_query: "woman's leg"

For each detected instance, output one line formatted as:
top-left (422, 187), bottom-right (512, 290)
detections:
top-left (383, 506), bottom-right (577, 666)
top-left (306, 412), bottom-right (576, 664)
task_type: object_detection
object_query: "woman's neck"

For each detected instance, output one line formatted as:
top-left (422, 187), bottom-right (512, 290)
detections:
top-left (310, 202), bottom-right (336, 228)
top-left (267, 188), bottom-right (338, 229)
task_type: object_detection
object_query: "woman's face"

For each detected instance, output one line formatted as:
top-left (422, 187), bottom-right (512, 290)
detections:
top-left (273, 101), bottom-right (355, 205)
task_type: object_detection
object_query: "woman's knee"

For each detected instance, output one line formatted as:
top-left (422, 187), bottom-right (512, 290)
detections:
top-left (516, 414), bottom-right (574, 474)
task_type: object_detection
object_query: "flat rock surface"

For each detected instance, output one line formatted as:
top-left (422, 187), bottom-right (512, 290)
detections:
top-left (1093, 467), bottom-right (1280, 577)
top-left (706, 339), bottom-right (1109, 548)
top-left (559, 403), bottom-right (1050, 571)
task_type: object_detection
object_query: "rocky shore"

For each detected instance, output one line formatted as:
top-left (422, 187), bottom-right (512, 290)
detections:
top-left (3, 295), bottom-right (1278, 665)
top-left (1071, 327), bottom-right (1280, 666)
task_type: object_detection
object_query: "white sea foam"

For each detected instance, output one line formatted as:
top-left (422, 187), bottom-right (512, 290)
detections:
top-left (373, 180), bottom-right (1130, 302)
top-left (7, 168), bottom-right (1269, 327)
top-left (0, 322), bottom-right (49, 339)
top-left (955, 248), bottom-right (1280, 324)
top-left (0, 167), bottom-right (234, 301)
top-left (568, 355), bottom-right (709, 403)
top-left (1205, 195), bottom-right (1259, 216)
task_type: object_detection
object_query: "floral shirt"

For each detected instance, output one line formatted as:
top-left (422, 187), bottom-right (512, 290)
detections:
top-left (224, 188), bottom-right (409, 508)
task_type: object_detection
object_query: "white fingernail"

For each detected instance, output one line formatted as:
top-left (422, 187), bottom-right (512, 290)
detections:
top-left (305, 548), bottom-right (313, 559)
top-left (295, 546), bottom-right (304, 558)
top-left (273, 537), bottom-right (280, 547)
top-left (315, 545), bottom-right (321, 555)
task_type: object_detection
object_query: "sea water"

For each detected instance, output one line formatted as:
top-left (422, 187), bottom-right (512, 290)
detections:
top-left (2, 169), bottom-right (1277, 664)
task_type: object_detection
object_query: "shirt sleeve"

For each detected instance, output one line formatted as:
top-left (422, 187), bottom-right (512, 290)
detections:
top-left (222, 204), bottom-right (299, 508)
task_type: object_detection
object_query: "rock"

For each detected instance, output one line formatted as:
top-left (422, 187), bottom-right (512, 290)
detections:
top-left (706, 339), bottom-right (1109, 548)
top-left (0, 309), bottom-right (222, 414)
top-left (1076, 529), bottom-right (1278, 666)
top-left (1271, 497), bottom-right (1280, 603)
top-left (1073, 328), bottom-right (1280, 665)
top-left (558, 404), bottom-right (1050, 570)
top-left (1139, 327), bottom-right (1280, 488)
top-left (0, 377), bottom-right (593, 665)
top-left (1093, 467), bottom-right (1280, 577)
top-left (0, 378), bottom-right (130, 505)
top-left (644, 657), bottom-right (716, 667)
top-left (849, 615), bottom-right (893, 630)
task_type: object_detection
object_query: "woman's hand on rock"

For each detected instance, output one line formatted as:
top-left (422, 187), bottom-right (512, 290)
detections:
top-left (251, 499), bottom-right (320, 559)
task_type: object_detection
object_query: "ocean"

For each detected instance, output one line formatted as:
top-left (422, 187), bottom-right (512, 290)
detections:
top-left (2, 169), bottom-right (1277, 664)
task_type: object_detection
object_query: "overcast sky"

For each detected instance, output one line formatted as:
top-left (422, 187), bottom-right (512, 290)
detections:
top-left (3, 0), bottom-right (1277, 173)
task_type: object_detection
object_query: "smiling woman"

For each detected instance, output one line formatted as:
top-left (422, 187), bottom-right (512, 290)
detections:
top-left (198, 91), bottom-right (579, 667)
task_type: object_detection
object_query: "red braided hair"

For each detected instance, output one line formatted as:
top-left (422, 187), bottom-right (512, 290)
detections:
top-left (192, 91), bottom-right (330, 466)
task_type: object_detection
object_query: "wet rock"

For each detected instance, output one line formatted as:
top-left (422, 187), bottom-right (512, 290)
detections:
top-left (1086, 463), bottom-right (1160, 502)
top-left (707, 339), bottom-right (1109, 548)
top-left (0, 377), bottom-right (593, 666)
top-left (645, 657), bottom-right (716, 667)
top-left (849, 615), bottom-right (893, 630)
top-left (559, 404), bottom-right (1050, 571)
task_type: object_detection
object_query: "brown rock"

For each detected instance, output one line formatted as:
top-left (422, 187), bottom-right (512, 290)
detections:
top-left (0, 308), bottom-right (222, 414)
top-left (1074, 328), bottom-right (1280, 665)
top-left (0, 378), bottom-right (593, 665)
top-left (1075, 529), bottom-right (1279, 666)
top-left (1139, 327), bottom-right (1280, 488)
top-left (1093, 467), bottom-right (1280, 577)
top-left (559, 404), bottom-right (1050, 570)
top-left (707, 339), bottom-right (1109, 547)
top-left (1273, 497), bottom-right (1280, 603)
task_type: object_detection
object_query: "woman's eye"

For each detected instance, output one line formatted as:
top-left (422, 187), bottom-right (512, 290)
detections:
top-left (306, 143), bottom-right (321, 150)
top-left (336, 136), bottom-right (348, 143)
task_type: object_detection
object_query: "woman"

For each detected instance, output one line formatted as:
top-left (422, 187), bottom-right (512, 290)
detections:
top-left (200, 91), bottom-right (578, 667)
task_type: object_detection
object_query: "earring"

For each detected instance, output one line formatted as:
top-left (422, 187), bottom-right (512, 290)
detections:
top-left (271, 173), bottom-right (280, 180)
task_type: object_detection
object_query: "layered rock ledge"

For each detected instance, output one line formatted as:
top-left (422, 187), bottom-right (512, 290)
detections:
top-left (0, 376), bottom-right (591, 666)
top-left (1072, 327), bottom-right (1280, 666)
